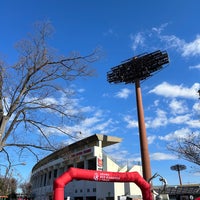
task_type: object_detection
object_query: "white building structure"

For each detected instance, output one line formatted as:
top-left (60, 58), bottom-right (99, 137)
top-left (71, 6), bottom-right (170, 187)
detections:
top-left (30, 134), bottom-right (143, 200)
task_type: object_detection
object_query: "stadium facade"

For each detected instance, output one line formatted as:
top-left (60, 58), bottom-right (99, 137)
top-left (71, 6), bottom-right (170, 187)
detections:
top-left (30, 134), bottom-right (143, 200)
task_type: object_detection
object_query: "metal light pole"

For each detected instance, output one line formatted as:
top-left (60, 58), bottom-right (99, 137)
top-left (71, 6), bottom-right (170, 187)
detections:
top-left (135, 80), bottom-right (151, 180)
top-left (170, 164), bottom-right (186, 185)
top-left (107, 50), bottom-right (169, 181)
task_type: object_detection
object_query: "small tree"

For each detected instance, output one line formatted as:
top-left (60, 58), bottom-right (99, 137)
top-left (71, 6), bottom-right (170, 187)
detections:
top-left (0, 177), bottom-right (17, 196)
top-left (0, 21), bottom-right (99, 163)
top-left (20, 181), bottom-right (32, 197)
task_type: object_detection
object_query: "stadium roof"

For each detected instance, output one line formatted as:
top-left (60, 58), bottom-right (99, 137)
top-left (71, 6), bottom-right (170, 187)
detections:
top-left (32, 134), bottom-right (122, 172)
top-left (155, 184), bottom-right (200, 195)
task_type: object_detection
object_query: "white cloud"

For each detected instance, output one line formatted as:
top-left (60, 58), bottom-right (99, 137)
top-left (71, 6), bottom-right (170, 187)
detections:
top-left (42, 97), bottom-right (58, 104)
top-left (146, 109), bottom-right (168, 128)
top-left (193, 102), bottom-right (200, 114)
top-left (54, 107), bottom-right (117, 140)
top-left (80, 106), bottom-right (95, 113)
top-left (124, 115), bottom-right (138, 128)
top-left (81, 116), bottom-right (101, 127)
top-left (189, 63), bottom-right (200, 70)
top-left (153, 100), bottom-right (160, 107)
top-left (169, 114), bottom-right (191, 124)
top-left (131, 24), bottom-right (200, 58)
top-left (103, 28), bottom-right (118, 37)
top-left (152, 23), bottom-right (169, 34)
top-left (159, 128), bottom-right (191, 141)
top-left (115, 88), bottom-right (132, 99)
top-left (182, 35), bottom-right (200, 57)
top-left (104, 144), bottom-right (140, 164)
top-left (193, 171), bottom-right (200, 177)
top-left (148, 135), bottom-right (156, 144)
top-left (154, 26), bottom-right (200, 57)
top-left (150, 152), bottom-right (177, 160)
top-left (130, 32), bottom-right (145, 51)
top-left (77, 111), bottom-right (116, 135)
top-left (169, 99), bottom-right (188, 115)
top-left (78, 88), bottom-right (85, 93)
top-left (186, 119), bottom-right (200, 128)
top-left (94, 119), bottom-right (116, 134)
top-left (149, 82), bottom-right (200, 99)
top-left (168, 113), bottom-right (199, 128)
top-left (160, 34), bottom-right (185, 52)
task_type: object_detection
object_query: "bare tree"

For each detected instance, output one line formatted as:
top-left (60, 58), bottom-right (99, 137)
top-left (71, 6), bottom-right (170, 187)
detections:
top-left (168, 90), bottom-right (200, 169)
top-left (0, 21), bottom-right (99, 163)
top-left (168, 132), bottom-right (200, 166)
top-left (0, 175), bottom-right (17, 196)
top-left (19, 181), bottom-right (32, 197)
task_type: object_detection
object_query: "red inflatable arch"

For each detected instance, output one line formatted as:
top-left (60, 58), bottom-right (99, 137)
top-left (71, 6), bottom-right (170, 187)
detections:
top-left (53, 167), bottom-right (152, 200)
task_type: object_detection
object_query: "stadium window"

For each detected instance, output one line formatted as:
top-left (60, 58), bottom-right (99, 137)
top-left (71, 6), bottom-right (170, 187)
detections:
top-left (49, 171), bottom-right (52, 180)
top-left (59, 167), bottom-right (64, 175)
top-left (44, 173), bottom-right (47, 186)
top-left (54, 169), bottom-right (58, 178)
top-left (87, 158), bottom-right (96, 170)
top-left (40, 175), bottom-right (43, 187)
top-left (77, 161), bottom-right (84, 169)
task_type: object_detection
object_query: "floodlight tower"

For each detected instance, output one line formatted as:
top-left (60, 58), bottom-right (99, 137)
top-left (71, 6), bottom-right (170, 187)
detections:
top-left (170, 164), bottom-right (186, 185)
top-left (107, 50), bottom-right (169, 181)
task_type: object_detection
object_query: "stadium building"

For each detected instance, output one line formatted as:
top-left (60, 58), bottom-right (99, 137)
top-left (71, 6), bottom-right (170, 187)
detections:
top-left (30, 134), bottom-right (143, 200)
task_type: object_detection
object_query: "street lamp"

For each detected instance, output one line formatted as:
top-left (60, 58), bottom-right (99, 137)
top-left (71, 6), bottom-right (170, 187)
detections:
top-left (107, 50), bottom-right (169, 181)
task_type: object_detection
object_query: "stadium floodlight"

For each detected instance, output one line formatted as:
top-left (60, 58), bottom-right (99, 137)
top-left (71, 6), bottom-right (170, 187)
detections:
top-left (170, 164), bottom-right (186, 185)
top-left (107, 50), bottom-right (169, 84)
top-left (107, 50), bottom-right (169, 181)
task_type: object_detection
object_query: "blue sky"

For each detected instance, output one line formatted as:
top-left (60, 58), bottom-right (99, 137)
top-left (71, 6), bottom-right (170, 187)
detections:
top-left (0, 0), bottom-right (200, 186)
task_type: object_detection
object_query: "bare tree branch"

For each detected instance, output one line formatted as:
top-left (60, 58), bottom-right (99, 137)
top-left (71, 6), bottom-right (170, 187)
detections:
top-left (168, 132), bottom-right (200, 166)
top-left (0, 21), bottom-right (100, 163)
top-left (1, 148), bottom-right (12, 170)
